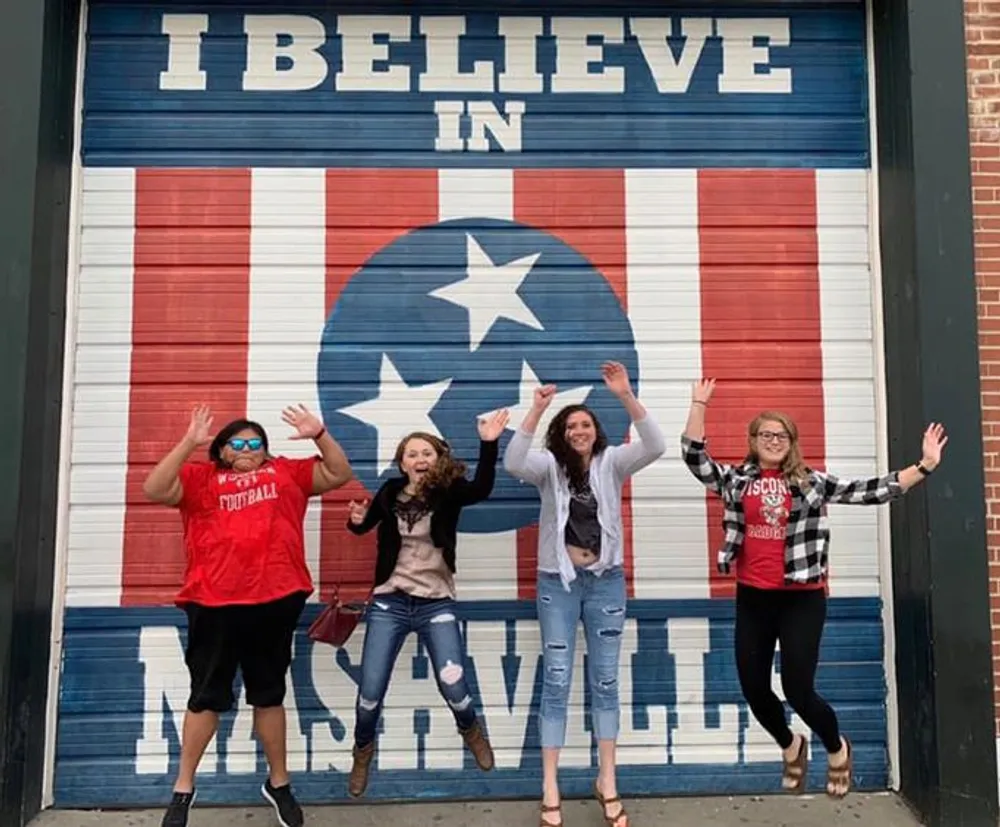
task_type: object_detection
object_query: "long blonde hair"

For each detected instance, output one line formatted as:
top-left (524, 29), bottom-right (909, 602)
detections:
top-left (745, 411), bottom-right (809, 485)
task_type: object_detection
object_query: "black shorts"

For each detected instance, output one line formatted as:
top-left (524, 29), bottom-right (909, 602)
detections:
top-left (182, 590), bottom-right (307, 714)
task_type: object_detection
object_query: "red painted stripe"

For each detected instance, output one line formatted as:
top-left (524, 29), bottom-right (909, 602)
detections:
top-left (321, 170), bottom-right (439, 602)
top-left (121, 169), bottom-right (252, 606)
top-left (512, 170), bottom-right (632, 600)
top-left (697, 170), bottom-right (826, 599)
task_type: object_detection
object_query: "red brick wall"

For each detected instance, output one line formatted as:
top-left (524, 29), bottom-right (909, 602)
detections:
top-left (966, 0), bottom-right (1000, 732)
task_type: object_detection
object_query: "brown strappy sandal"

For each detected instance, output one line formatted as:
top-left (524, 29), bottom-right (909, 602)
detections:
top-left (539, 803), bottom-right (562, 827)
top-left (782, 734), bottom-right (809, 794)
top-left (593, 781), bottom-right (628, 827)
top-left (826, 737), bottom-right (853, 799)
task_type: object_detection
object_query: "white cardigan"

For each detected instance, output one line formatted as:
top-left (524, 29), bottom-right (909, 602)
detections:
top-left (503, 414), bottom-right (666, 591)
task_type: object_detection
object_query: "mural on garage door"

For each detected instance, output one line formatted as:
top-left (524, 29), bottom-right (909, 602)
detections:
top-left (58, 1), bottom-right (884, 807)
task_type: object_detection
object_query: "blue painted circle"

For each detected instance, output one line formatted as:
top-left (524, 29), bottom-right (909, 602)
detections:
top-left (317, 218), bottom-right (639, 534)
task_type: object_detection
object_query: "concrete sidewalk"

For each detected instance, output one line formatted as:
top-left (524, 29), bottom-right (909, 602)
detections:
top-left (30, 793), bottom-right (924, 826)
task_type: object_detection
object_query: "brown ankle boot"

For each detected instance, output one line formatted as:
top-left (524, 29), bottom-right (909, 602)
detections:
top-left (461, 719), bottom-right (495, 771)
top-left (348, 742), bottom-right (375, 797)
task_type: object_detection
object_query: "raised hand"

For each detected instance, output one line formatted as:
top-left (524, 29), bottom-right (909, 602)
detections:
top-left (478, 409), bottom-right (511, 442)
top-left (532, 384), bottom-right (557, 412)
top-left (185, 405), bottom-right (214, 446)
top-left (920, 423), bottom-right (948, 471)
top-left (601, 361), bottom-right (632, 398)
top-left (692, 379), bottom-right (716, 406)
top-left (348, 499), bottom-right (369, 526)
top-left (282, 403), bottom-right (325, 440)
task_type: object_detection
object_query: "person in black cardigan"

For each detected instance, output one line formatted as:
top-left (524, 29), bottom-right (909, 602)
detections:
top-left (343, 409), bottom-right (509, 797)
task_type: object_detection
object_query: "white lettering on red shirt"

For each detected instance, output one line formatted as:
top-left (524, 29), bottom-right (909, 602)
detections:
top-left (175, 456), bottom-right (319, 606)
top-left (217, 481), bottom-right (279, 512)
top-left (744, 474), bottom-right (790, 542)
top-left (738, 470), bottom-right (823, 591)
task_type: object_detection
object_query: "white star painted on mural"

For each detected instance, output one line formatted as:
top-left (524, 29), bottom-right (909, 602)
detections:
top-left (479, 360), bottom-right (593, 447)
top-left (338, 353), bottom-right (452, 476)
top-left (428, 233), bottom-right (544, 352)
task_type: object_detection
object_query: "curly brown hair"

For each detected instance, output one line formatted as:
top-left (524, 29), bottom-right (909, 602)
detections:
top-left (394, 432), bottom-right (467, 495)
top-left (743, 410), bottom-right (809, 485)
top-left (544, 404), bottom-right (608, 490)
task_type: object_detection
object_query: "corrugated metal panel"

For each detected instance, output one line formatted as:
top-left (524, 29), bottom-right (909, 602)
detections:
top-left (81, 4), bottom-right (869, 168)
top-left (56, 0), bottom-right (886, 807)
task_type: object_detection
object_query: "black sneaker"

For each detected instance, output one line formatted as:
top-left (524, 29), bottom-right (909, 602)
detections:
top-left (261, 779), bottom-right (304, 827)
top-left (161, 790), bottom-right (196, 827)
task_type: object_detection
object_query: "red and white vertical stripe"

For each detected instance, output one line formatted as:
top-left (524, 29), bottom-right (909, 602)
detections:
top-left (66, 166), bottom-right (878, 608)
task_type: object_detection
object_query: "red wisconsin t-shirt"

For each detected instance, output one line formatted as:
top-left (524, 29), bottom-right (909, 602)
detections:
top-left (737, 469), bottom-right (825, 591)
top-left (175, 457), bottom-right (318, 607)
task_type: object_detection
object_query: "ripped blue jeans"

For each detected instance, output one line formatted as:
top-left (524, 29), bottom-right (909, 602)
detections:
top-left (536, 566), bottom-right (627, 749)
top-left (354, 591), bottom-right (478, 749)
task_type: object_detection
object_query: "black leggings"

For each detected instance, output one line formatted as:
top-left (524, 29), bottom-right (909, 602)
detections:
top-left (734, 583), bottom-right (842, 753)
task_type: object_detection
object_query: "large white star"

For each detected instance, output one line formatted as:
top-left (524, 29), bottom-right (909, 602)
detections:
top-left (338, 353), bottom-right (452, 476)
top-left (428, 233), bottom-right (544, 352)
top-left (480, 361), bottom-right (593, 447)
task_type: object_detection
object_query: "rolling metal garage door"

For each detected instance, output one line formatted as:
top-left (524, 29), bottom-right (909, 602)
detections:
top-left (53, 0), bottom-right (888, 806)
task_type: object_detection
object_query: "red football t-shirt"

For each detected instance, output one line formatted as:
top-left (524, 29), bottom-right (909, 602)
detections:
top-left (175, 456), bottom-right (318, 607)
top-left (737, 469), bottom-right (825, 591)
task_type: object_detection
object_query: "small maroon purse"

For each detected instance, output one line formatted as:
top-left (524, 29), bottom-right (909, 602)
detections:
top-left (307, 585), bottom-right (371, 648)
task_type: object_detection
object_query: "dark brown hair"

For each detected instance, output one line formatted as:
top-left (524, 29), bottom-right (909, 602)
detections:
top-left (208, 419), bottom-right (270, 469)
top-left (544, 404), bottom-right (608, 490)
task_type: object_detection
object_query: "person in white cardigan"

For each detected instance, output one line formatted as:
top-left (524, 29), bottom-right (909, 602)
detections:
top-left (503, 361), bottom-right (666, 827)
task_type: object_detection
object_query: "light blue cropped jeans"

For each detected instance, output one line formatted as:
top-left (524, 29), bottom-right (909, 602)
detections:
top-left (535, 565), bottom-right (627, 748)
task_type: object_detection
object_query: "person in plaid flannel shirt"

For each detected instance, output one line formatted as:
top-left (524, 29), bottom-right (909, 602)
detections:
top-left (681, 379), bottom-right (947, 799)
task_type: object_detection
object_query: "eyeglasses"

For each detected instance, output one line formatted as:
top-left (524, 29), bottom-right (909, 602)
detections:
top-left (757, 431), bottom-right (790, 444)
top-left (227, 437), bottom-right (263, 452)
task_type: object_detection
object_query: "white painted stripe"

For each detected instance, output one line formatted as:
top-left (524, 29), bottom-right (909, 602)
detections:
top-left (625, 169), bottom-right (709, 599)
top-left (438, 169), bottom-right (518, 600)
top-left (65, 167), bottom-right (135, 608)
top-left (248, 168), bottom-right (327, 601)
top-left (816, 169), bottom-right (881, 599)
top-left (439, 168), bottom-right (514, 222)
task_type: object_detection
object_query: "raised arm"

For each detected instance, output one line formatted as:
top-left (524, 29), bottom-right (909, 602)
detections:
top-left (281, 404), bottom-right (353, 494)
top-left (346, 492), bottom-right (385, 535)
top-left (453, 410), bottom-right (509, 506)
top-left (502, 386), bottom-right (556, 486)
top-left (683, 378), bottom-right (712, 443)
top-left (680, 379), bottom-right (737, 497)
top-left (142, 405), bottom-right (213, 506)
top-left (820, 422), bottom-right (948, 505)
top-left (601, 361), bottom-right (667, 477)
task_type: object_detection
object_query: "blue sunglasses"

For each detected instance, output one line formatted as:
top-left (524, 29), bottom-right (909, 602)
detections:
top-left (227, 437), bottom-right (263, 452)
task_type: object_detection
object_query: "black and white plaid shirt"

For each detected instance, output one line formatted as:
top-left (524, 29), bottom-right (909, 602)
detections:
top-left (680, 435), bottom-right (904, 583)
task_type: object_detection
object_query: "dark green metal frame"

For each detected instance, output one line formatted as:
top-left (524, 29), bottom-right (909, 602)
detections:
top-left (872, 0), bottom-right (998, 824)
top-left (0, 0), bottom-right (995, 825)
top-left (0, 0), bottom-right (81, 825)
